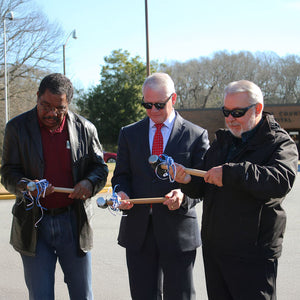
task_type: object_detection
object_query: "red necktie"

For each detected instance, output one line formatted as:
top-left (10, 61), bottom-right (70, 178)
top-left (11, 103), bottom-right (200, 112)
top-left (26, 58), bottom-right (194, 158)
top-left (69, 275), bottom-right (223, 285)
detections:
top-left (152, 123), bottom-right (164, 155)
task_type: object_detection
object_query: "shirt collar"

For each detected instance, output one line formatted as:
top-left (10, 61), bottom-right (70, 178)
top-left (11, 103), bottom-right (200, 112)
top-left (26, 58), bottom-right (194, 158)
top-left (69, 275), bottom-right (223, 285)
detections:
top-left (149, 109), bottom-right (176, 129)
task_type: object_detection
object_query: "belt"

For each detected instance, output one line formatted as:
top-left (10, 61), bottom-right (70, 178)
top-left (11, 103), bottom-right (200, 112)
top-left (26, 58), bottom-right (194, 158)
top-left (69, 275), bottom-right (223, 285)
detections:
top-left (44, 204), bottom-right (74, 216)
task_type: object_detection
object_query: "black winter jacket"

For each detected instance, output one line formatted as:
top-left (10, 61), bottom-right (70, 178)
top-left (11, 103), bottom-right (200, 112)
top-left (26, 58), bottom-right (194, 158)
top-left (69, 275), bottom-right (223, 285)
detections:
top-left (181, 113), bottom-right (298, 259)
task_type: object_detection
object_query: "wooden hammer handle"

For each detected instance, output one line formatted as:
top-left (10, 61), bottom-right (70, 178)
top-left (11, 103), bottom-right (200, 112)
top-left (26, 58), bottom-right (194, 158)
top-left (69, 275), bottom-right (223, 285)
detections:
top-left (183, 167), bottom-right (206, 177)
top-left (27, 181), bottom-right (74, 194)
top-left (160, 164), bottom-right (207, 178)
top-left (107, 197), bottom-right (166, 206)
top-left (53, 187), bottom-right (74, 193)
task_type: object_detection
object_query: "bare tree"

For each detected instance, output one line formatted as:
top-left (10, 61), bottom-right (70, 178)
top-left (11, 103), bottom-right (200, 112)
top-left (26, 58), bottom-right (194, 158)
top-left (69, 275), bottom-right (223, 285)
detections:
top-left (0, 0), bottom-right (64, 100)
top-left (163, 61), bottom-right (192, 109)
top-left (164, 50), bottom-right (300, 109)
top-left (0, 0), bottom-right (64, 156)
top-left (278, 55), bottom-right (300, 104)
top-left (254, 51), bottom-right (281, 103)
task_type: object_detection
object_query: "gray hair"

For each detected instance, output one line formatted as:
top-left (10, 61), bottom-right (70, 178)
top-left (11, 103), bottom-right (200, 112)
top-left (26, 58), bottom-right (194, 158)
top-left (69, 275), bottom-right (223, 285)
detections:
top-left (224, 80), bottom-right (264, 109)
top-left (142, 73), bottom-right (175, 95)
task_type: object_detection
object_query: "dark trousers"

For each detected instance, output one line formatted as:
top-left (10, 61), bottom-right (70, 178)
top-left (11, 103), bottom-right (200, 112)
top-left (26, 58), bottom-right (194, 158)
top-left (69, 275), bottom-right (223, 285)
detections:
top-left (126, 216), bottom-right (196, 300)
top-left (202, 246), bottom-right (278, 300)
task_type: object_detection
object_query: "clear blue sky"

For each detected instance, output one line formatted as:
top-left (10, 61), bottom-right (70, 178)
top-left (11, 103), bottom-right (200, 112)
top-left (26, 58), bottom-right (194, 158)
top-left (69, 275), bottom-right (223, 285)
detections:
top-left (36, 0), bottom-right (300, 90)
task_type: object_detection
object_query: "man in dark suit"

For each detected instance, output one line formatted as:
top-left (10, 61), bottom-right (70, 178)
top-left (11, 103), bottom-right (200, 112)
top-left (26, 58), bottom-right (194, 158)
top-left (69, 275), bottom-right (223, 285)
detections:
top-left (112, 73), bottom-right (210, 300)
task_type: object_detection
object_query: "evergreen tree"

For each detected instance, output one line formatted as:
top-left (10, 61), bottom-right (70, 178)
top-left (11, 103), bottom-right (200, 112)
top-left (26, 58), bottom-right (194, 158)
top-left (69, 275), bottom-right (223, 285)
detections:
top-left (76, 49), bottom-right (157, 149)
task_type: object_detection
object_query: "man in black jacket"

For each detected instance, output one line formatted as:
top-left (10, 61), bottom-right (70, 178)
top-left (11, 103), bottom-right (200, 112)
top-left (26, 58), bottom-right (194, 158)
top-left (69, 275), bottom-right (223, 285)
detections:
top-left (1, 73), bottom-right (108, 300)
top-left (175, 80), bottom-right (298, 299)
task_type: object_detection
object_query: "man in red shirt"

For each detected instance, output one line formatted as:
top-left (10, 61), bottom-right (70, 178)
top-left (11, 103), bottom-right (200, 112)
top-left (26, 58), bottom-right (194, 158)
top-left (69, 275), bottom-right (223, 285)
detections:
top-left (1, 73), bottom-right (108, 300)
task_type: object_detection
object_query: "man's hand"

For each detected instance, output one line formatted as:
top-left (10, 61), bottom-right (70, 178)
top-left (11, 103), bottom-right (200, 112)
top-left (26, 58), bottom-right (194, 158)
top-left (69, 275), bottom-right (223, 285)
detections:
top-left (69, 179), bottom-right (93, 200)
top-left (117, 191), bottom-right (134, 210)
top-left (204, 166), bottom-right (223, 187)
top-left (44, 182), bottom-right (55, 197)
top-left (171, 163), bottom-right (192, 184)
top-left (163, 189), bottom-right (184, 210)
top-left (18, 179), bottom-right (55, 198)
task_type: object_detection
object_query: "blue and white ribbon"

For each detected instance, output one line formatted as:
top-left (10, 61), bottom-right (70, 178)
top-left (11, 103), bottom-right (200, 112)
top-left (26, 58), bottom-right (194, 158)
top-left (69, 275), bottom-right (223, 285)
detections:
top-left (107, 185), bottom-right (122, 216)
top-left (22, 179), bottom-right (49, 227)
top-left (154, 154), bottom-right (177, 182)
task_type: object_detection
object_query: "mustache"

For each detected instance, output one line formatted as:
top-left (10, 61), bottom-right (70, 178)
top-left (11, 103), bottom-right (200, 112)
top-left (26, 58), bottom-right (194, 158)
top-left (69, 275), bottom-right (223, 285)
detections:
top-left (42, 116), bottom-right (59, 122)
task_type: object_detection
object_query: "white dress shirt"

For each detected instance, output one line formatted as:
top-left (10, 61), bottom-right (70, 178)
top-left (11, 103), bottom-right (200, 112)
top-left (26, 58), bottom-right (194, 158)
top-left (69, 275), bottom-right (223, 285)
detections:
top-left (149, 110), bottom-right (176, 153)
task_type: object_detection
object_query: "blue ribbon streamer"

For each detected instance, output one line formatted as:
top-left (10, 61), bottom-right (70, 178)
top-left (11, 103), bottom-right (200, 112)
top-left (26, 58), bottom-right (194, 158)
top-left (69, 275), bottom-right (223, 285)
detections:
top-left (107, 185), bottom-right (122, 216)
top-left (154, 154), bottom-right (177, 182)
top-left (22, 179), bottom-right (49, 227)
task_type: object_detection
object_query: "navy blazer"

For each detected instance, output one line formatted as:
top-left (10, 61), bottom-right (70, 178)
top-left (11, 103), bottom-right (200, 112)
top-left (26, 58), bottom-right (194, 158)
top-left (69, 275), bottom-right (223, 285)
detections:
top-left (112, 112), bottom-right (209, 254)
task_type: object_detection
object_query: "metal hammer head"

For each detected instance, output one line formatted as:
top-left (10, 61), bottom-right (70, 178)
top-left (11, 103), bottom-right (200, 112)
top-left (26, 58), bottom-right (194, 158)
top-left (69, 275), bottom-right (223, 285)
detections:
top-left (148, 155), bottom-right (162, 170)
top-left (96, 197), bottom-right (108, 208)
top-left (27, 181), bottom-right (36, 191)
top-left (17, 179), bottom-right (36, 192)
top-left (148, 155), bottom-right (169, 178)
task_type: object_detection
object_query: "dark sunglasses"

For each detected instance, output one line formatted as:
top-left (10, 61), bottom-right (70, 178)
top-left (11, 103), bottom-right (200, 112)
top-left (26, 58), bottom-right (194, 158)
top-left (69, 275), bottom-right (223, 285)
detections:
top-left (141, 94), bottom-right (173, 110)
top-left (222, 104), bottom-right (256, 118)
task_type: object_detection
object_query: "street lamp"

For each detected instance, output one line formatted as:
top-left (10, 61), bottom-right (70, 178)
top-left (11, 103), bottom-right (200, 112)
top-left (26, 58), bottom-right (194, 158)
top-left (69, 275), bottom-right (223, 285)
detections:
top-left (3, 11), bottom-right (14, 124)
top-left (63, 29), bottom-right (77, 75)
top-left (145, 0), bottom-right (150, 76)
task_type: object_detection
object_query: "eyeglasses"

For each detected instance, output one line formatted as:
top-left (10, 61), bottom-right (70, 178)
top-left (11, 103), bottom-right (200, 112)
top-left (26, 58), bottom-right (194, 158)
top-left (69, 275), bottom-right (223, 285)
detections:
top-left (39, 101), bottom-right (67, 115)
top-left (141, 94), bottom-right (173, 110)
top-left (222, 104), bottom-right (256, 118)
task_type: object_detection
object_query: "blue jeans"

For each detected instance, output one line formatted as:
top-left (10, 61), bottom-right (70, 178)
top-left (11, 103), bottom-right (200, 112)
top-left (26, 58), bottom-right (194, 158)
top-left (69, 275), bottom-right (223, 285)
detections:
top-left (21, 209), bottom-right (93, 300)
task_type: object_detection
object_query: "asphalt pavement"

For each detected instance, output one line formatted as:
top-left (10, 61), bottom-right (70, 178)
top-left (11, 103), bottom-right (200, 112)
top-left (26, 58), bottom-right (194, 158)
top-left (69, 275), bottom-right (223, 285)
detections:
top-left (0, 177), bottom-right (300, 299)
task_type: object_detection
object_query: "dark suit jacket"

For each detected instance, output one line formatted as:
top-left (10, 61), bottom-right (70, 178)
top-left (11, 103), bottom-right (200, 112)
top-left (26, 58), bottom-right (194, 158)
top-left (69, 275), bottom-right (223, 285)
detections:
top-left (112, 112), bottom-right (209, 254)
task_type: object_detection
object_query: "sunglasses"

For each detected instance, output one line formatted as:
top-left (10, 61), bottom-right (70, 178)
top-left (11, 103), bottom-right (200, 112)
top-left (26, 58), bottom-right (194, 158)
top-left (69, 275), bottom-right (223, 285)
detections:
top-left (141, 94), bottom-right (173, 110)
top-left (222, 104), bottom-right (256, 118)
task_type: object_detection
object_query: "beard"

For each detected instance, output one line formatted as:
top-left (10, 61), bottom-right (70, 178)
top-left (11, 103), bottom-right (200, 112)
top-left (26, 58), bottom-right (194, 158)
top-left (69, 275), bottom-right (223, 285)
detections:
top-left (226, 114), bottom-right (257, 138)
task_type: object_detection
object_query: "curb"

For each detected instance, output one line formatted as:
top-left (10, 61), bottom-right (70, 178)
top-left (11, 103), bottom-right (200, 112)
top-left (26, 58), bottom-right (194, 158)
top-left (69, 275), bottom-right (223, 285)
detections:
top-left (0, 186), bottom-right (112, 200)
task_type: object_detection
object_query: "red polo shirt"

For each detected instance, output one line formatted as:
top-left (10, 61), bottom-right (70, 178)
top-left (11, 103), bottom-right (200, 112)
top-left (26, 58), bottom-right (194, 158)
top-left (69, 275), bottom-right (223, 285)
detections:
top-left (38, 115), bottom-right (74, 209)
